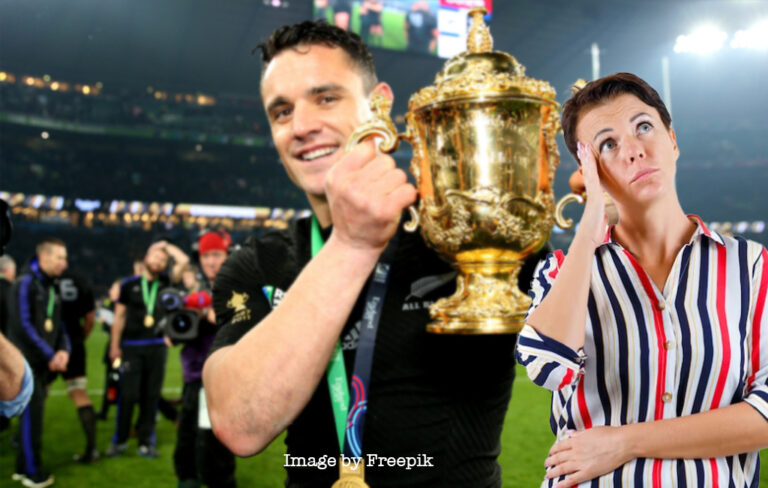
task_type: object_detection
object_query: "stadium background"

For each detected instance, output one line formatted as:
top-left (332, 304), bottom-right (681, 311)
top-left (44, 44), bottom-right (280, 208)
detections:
top-left (1, 0), bottom-right (767, 486)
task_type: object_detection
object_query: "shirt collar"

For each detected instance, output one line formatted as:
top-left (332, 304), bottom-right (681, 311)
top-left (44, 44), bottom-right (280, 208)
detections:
top-left (599, 214), bottom-right (724, 248)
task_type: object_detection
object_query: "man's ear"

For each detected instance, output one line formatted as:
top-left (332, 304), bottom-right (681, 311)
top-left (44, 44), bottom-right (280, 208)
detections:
top-left (371, 82), bottom-right (394, 102)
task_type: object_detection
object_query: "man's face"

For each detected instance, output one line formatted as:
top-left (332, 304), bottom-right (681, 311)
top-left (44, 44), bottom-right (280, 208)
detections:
top-left (144, 248), bottom-right (169, 275)
top-left (1, 263), bottom-right (15, 282)
top-left (200, 250), bottom-right (227, 281)
top-left (261, 44), bottom-right (376, 200)
top-left (40, 245), bottom-right (68, 277)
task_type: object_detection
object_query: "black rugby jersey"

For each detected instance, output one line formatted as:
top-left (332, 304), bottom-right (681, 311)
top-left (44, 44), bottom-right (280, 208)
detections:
top-left (58, 270), bottom-right (95, 343)
top-left (211, 216), bottom-right (547, 488)
top-left (118, 273), bottom-right (171, 341)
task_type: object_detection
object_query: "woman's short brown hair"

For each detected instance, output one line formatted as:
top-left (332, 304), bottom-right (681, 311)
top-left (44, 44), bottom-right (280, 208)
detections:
top-left (561, 72), bottom-right (672, 162)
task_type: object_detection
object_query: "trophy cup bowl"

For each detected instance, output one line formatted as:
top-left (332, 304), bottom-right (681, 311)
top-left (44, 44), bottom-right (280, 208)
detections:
top-left (348, 8), bottom-right (575, 334)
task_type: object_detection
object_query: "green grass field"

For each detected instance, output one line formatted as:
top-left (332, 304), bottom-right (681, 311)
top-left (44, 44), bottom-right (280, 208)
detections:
top-left (2, 328), bottom-right (767, 486)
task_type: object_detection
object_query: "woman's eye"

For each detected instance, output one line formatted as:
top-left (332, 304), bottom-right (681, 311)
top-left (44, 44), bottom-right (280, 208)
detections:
top-left (599, 139), bottom-right (616, 153)
top-left (637, 121), bottom-right (652, 134)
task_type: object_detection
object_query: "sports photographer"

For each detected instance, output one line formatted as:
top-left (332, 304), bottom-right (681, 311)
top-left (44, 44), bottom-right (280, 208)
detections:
top-left (171, 230), bottom-right (236, 488)
top-left (107, 240), bottom-right (189, 458)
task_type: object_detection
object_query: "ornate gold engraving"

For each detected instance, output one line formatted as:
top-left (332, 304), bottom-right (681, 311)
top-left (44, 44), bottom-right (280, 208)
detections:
top-left (345, 10), bottom-right (575, 334)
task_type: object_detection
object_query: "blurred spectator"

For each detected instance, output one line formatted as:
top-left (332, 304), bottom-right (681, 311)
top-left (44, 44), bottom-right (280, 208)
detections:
top-left (360, 0), bottom-right (384, 46)
top-left (405, 1), bottom-right (437, 54)
top-left (0, 255), bottom-right (16, 335)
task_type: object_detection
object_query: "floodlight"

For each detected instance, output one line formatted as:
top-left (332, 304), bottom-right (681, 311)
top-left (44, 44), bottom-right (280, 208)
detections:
top-left (731, 20), bottom-right (768, 49)
top-left (674, 25), bottom-right (727, 53)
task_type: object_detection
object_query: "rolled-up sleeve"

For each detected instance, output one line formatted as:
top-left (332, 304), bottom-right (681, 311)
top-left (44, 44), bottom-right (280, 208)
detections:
top-left (0, 358), bottom-right (34, 417)
top-left (515, 250), bottom-right (585, 392)
top-left (744, 246), bottom-right (768, 420)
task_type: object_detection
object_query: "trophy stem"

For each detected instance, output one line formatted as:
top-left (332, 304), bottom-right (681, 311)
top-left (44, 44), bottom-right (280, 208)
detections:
top-left (427, 260), bottom-right (531, 334)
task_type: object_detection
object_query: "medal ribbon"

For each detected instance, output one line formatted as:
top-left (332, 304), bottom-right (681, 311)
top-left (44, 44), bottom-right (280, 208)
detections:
top-left (46, 286), bottom-right (55, 321)
top-left (311, 215), bottom-right (397, 458)
top-left (141, 276), bottom-right (159, 317)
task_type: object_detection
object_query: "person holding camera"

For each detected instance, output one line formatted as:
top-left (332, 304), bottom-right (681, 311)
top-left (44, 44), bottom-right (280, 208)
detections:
top-left (173, 230), bottom-right (236, 488)
top-left (106, 240), bottom-right (189, 458)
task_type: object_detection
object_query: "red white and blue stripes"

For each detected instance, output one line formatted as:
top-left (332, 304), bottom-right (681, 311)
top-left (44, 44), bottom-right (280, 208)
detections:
top-left (516, 217), bottom-right (768, 487)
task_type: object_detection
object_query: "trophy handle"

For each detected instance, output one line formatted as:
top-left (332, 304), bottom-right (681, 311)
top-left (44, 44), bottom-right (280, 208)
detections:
top-left (554, 192), bottom-right (585, 229)
top-left (403, 205), bottom-right (420, 233)
top-left (554, 192), bottom-right (619, 229)
top-left (345, 93), bottom-right (420, 233)
top-left (345, 93), bottom-right (402, 153)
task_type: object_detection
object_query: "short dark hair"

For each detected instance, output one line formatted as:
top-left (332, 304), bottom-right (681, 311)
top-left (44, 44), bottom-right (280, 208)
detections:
top-left (561, 72), bottom-right (672, 162)
top-left (254, 20), bottom-right (378, 93)
top-left (36, 237), bottom-right (66, 256)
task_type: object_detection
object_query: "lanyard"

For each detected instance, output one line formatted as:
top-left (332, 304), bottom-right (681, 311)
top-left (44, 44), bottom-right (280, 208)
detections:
top-left (46, 286), bottom-right (55, 318)
top-left (311, 216), bottom-right (397, 458)
top-left (141, 276), bottom-right (159, 316)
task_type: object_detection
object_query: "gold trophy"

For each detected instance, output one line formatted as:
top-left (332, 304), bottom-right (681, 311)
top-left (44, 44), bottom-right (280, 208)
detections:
top-left (348, 8), bottom-right (576, 334)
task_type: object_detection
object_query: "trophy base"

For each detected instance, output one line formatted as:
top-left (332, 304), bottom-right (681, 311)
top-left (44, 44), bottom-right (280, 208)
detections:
top-left (427, 260), bottom-right (531, 334)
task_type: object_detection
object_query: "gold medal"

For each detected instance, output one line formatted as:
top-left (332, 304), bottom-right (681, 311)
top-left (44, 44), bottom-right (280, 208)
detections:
top-left (331, 458), bottom-right (369, 488)
top-left (144, 314), bottom-right (155, 328)
top-left (44, 318), bottom-right (53, 332)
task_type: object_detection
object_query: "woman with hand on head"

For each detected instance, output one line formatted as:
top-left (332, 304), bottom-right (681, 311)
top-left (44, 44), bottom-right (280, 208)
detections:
top-left (516, 72), bottom-right (768, 487)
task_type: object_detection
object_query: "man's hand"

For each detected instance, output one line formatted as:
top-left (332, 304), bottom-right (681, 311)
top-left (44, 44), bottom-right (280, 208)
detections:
top-left (544, 426), bottom-right (633, 487)
top-left (325, 140), bottom-right (417, 254)
top-left (109, 343), bottom-right (122, 363)
top-left (48, 350), bottom-right (70, 372)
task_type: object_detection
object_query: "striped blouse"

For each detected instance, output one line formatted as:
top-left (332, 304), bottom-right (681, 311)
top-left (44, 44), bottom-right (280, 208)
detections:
top-left (516, 216), bottom-right (768, 487)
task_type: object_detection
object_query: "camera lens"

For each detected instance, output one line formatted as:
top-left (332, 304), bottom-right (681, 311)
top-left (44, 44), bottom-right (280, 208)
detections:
top-left (171, 313), bottom-right (192, 333)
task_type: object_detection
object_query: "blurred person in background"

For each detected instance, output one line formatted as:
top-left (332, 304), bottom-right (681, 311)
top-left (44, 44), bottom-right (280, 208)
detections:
top-left (331, 0), bottom-right (352, 30)
top-left (106, 240), bottom-right (188, 459)
top-left (8, 238), bottom-right (70, 488)
top-left (0, 254), bottom-right (17, 433)
top-left (56, 269), bottom-right (98, 463)
top-left (404, 1), bottom-right (437, 55)
top-left (173, 230), bottom-right (236, 488)
top-left (359, 0), bottom-right (384, 46)
top-left (0, 255), bottom-right (16, 335)
top-left (96, 280), bottom-right (121, 420)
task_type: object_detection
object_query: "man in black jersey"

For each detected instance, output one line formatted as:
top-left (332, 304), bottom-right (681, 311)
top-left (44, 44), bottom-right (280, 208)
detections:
top-left (9, 238), bottom-right (70, 488)
top-left (107, 240), bottom-right (189, 458)
top-left (57, 269), bottom-right (98, 463)
top-left (204, 21), bottom-right (546, 487)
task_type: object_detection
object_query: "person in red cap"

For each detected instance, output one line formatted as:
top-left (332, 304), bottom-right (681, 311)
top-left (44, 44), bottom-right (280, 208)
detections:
top-left (173, 230), bottom-right (237, 488)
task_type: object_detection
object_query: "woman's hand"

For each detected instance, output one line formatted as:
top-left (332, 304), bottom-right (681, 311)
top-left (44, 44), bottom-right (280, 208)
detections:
top-left (545, 426), bottom-right (634, 488)
top-left (576, 141), bottom-right (609, 248)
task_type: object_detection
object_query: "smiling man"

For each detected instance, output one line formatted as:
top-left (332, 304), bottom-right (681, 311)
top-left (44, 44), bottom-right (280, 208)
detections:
top-left (203, 20), bottom-right (543, 487)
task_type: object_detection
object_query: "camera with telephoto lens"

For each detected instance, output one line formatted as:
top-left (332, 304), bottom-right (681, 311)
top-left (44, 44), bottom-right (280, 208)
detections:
top-left (156, 287), bottom-right (203, 344)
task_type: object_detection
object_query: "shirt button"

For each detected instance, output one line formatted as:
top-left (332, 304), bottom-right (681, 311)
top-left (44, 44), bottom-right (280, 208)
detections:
top-left (664, 340), bottom-right (675, 350)
top-left (656, 301), bottom-right (666, 311)
top-left (662, 392), bottom-right (673, 403)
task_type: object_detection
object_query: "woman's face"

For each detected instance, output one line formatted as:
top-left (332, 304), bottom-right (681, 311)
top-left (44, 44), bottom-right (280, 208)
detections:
top-left (575, 93), bottom-right (679, 209)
